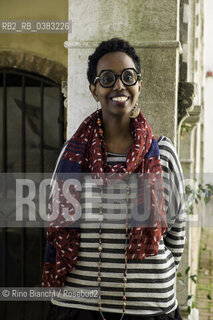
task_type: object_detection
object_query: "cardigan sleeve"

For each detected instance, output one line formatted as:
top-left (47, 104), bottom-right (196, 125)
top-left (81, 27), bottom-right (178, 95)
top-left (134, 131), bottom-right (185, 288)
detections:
top-left (158, 136), bottom-right (186, 270)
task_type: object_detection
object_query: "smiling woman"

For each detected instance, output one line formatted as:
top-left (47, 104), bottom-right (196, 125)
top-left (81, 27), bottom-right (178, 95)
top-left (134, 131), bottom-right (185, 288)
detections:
top-left (42, 38), bottom-right (185, 320)
top-left (89, 50), bottom-right (142, 154)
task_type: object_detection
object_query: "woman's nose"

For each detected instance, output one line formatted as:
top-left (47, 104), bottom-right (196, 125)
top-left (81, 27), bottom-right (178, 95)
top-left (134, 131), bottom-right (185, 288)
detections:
top-left (113, 77), bottom-right (126, 90)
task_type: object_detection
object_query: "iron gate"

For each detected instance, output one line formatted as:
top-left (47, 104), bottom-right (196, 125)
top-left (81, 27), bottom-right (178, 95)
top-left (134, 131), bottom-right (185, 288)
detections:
top-left (0, 68), bottom-right (65, 319)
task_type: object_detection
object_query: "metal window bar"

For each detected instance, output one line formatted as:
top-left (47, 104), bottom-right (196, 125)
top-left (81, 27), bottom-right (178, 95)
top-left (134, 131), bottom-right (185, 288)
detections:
top-left (2, 225), bottom-right (7, 286)
top-left (2, 72), bottom-right (7, 172)
top-left (40, 82), bottom-right (44, 172)
top-left (21, 76), bottom-right (26, 172)
top-left (1, 72), bottom-right (8, 318)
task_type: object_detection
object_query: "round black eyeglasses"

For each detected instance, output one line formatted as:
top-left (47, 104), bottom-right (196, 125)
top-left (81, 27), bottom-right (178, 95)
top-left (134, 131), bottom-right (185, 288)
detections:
top-left (93, 68), bottom-right (141, 88)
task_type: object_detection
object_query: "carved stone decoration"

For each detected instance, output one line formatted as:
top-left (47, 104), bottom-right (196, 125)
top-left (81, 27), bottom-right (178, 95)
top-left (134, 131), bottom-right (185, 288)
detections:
top-left (0, 50), bottom-right (67, 84)
top-left (178, 81), bottom-right (195, 124)
top-left (187, 105), bottom-right (202, 128)
top-left (62, 81), bottom-right (68, 109)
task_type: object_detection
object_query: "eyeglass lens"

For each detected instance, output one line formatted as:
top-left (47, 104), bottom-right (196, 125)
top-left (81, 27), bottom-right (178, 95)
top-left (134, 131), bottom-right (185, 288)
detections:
top-left (99, 69), bottom-right (138, 87)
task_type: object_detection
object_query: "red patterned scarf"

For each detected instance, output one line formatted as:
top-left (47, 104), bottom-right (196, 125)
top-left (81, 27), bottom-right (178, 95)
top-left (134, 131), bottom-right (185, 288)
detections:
top-left (42, 109), bottom-right (167, 287)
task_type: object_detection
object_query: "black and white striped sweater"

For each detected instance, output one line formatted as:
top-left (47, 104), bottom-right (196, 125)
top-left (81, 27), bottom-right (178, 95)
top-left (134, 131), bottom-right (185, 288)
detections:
top-left (51, 136), bottom-right (186, 317)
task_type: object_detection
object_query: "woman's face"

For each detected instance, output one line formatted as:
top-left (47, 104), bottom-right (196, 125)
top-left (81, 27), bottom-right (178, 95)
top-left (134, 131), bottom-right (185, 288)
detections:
top-left (90, 51), bottom-right (142, 119)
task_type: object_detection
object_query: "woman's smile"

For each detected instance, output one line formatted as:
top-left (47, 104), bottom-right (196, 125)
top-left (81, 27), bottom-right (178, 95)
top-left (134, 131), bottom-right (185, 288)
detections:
top-left (109, 93), bottom-right (130, 104)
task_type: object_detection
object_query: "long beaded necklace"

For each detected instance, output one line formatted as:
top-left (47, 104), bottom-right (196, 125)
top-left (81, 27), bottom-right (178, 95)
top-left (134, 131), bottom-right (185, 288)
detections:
top-left (96, 113), bottom-right (130, 320)
top-left (97, 183), bottom-right (130, 320)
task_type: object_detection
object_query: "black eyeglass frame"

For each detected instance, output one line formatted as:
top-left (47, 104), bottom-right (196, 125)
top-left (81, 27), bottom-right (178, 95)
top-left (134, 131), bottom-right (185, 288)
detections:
top-left (93, 68), bottom-right (142, 88)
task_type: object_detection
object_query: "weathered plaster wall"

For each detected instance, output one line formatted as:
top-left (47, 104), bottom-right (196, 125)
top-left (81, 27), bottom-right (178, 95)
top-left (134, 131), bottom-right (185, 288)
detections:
top-left (67, 0), bottom-right (181, 142)
top-left (70, 0), bottom-right (179, 42)
top-left (0, 0), bottom-right (68, 69)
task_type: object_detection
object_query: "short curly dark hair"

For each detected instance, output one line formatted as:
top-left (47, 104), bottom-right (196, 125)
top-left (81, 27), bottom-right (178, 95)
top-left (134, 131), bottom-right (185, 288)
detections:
top-left (87, 38), bottom-right (141, 84)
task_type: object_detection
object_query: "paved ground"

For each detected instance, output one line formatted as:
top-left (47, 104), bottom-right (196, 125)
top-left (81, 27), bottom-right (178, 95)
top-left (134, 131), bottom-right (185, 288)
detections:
top-left (196, 227), bottom-right (213, 320)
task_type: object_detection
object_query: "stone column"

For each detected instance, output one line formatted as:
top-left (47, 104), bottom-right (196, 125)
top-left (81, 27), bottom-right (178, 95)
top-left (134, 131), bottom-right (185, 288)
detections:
top-left (178, 1), bottom-right (204, 317)
top-left (178, 106), bottom-right (202, 318)
top-left (65, 0), bottom-right (181, 142)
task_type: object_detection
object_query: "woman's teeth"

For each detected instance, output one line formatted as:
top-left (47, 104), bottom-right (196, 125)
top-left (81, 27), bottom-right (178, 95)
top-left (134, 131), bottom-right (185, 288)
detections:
top-left (111, 96), bottom-right (128, 102)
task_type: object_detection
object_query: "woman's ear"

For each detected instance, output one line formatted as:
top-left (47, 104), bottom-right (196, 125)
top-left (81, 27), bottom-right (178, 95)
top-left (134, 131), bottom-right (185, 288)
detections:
top-left (89, 84), bottom-right (99, 102)
top-left (138, 79), bottom-right (143, 94)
